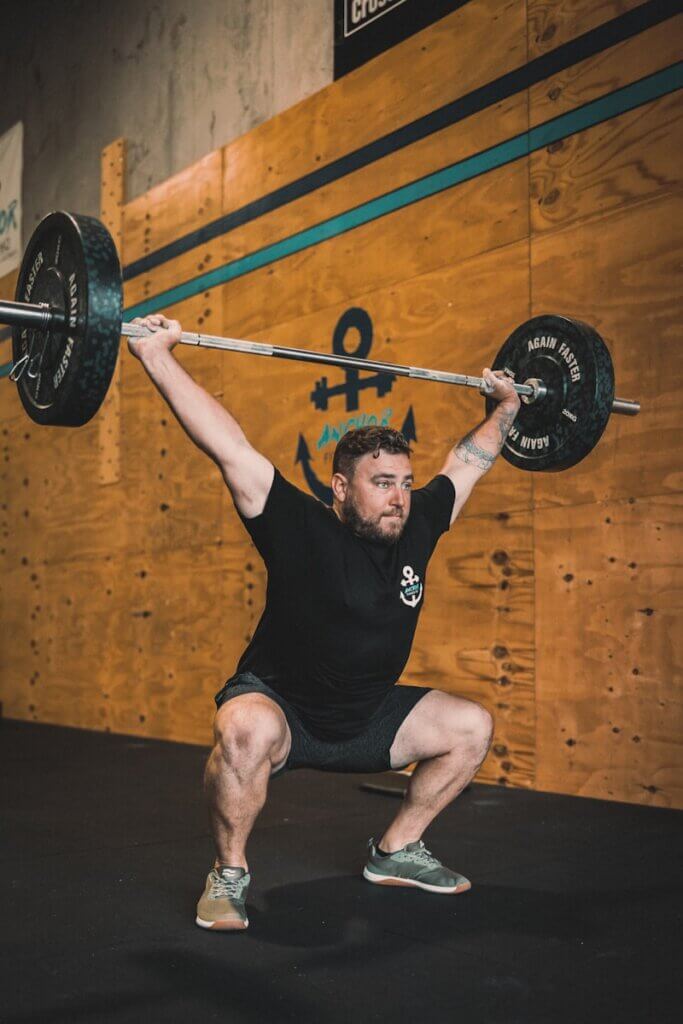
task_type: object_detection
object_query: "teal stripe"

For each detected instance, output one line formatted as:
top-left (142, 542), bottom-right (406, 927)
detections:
top-left (3, 63), bottom-right (680, 379)
top-left (125, 63), bottom-right (682, 320)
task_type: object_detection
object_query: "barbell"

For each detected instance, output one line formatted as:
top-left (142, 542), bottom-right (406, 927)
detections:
top-left (2, 210), bottom-right (640, 472)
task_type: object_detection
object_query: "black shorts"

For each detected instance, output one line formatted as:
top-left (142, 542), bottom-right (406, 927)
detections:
top-left (214, 672), bottom-right (432, 778)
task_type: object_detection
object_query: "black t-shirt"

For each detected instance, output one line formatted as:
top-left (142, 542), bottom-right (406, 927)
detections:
top-left (235, 468), bottom-right (455, 741)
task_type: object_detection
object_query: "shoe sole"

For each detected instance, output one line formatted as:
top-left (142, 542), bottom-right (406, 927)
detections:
top-left (195, 915), bottom-right (249, 930)
top-left (363, 866), bottom-right (471, 894)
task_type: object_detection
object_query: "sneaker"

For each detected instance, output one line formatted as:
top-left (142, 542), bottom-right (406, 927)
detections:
top-left (195, 865), bottom-right (250, 930)
top-left (363, 838), bottom-right (471, 894)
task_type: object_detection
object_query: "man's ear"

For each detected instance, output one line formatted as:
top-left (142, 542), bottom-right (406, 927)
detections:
top-left (331, 473), bottom-right (349, 503)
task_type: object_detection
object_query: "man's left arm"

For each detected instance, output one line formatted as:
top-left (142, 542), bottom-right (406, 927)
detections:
top-left (439, 367), bottom-right (521, 525)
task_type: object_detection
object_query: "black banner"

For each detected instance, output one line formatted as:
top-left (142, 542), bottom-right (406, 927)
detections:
top-left (334, 0), bottom-right (472, 79)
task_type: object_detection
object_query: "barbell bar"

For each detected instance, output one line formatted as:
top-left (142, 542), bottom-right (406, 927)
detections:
top-left (4, 210), bottom-right (641, 472)
top-left (1, 298), bottom-right (641, 412)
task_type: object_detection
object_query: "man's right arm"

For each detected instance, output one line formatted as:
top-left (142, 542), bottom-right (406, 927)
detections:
top-left (130, 314), bottom-right (273, 518)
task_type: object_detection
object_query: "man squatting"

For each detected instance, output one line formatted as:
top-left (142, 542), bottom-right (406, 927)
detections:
top-left (128, 313), bottom-right (521, 930)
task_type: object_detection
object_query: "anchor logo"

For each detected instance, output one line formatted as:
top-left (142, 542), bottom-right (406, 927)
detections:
top-left (310, 307), bottom-right (394, 411)
top-left (295, 307), bottom-right (418, 503)
top-left (399, 565), bottom-right (423, 608)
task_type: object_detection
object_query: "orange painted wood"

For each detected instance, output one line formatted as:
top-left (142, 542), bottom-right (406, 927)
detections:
top-left (535, 493), bottom-right (683, 808)
top-left (528, 0), bottom-right (647, 58)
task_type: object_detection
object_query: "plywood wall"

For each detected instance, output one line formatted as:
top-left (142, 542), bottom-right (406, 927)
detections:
top-left (1, 0), bottom-right (681, 808)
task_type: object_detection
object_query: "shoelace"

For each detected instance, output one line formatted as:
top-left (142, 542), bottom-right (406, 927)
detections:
top-left (405, 844), bottom-right (441, 868)
top-left (209, 872), bottom-right (246, 900)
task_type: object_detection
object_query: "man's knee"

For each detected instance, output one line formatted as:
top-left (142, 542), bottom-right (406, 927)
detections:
top-left (456, 701), bottom-right (494, 754)
top-left (214, 695), bottom-right (290, 765)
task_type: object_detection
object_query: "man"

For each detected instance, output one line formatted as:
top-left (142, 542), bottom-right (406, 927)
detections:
top-left (129, 313), bottom-right (521, 931)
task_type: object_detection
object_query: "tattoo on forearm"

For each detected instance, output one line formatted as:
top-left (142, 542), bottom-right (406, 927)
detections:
top-left (497, 408), bottom-right (517, 445)
top-left (454, 433), bottom-right (496, 471)
top-left (454, 407), bottom-right (518, 473)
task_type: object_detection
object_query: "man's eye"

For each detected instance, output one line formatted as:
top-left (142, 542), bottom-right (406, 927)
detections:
top-left (377, 481), bottom-right (389, 488)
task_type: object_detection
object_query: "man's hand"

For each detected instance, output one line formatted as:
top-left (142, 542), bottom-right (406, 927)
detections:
top-left (479, 367), bottom-right (521, 412)
top-left (127, 314), bottom-right (182, 362)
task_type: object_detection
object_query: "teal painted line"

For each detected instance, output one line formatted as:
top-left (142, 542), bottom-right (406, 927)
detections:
top-left (0, 364), bottom-right (12, 378)
top-left (126, 62), bottom-right (681, 321)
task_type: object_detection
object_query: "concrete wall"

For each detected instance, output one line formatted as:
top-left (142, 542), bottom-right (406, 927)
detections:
top-left (1, 0), bottom-right (333, 236)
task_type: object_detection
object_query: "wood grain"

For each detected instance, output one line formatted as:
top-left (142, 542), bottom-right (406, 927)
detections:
top-left (123, 151), bottom-right (223, 266)
top-left (409, 509), bottom-right (536, 789)
top-left (528, 0), bottom-right (650, 59)
top-left (531, 91), bottom-right (683, 233)
top-left (535, 494), bottom-right (683, 807)
top-left (530, 13), bottom-right (683, 128)
top-left (530, 190), bottom-right (683, 509)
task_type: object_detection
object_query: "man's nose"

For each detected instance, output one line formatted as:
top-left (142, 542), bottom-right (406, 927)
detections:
top-left (390, 486), bottom-right (406, 506)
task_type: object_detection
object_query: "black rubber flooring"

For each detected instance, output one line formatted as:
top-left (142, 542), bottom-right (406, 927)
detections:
top-left (1, 718), bottom-right (682, 1023)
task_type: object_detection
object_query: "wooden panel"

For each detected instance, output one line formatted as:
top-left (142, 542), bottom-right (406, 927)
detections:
top-left (0, 541), bottom-right (249, 744)
top-left (530, 13), bottom-right (683, 128)
top-left (535, 495), bottom-right (683, 808)
top-left (529, 0), bottom-right (652, 59)
top-left (220, 90), bottom-right (526, 265)
top-left (530, 190), bottom-right (683, 508)
top-left (223, 238), bottom-right (532, 518)
top-left (408, 509), bottom-right (536, 789)
top-left (123, 150), bottom-right (223, 265)
top-left (223, 0), bottom-right (527, 211)
top-left (0, 267), bottom-right (18, 299)
top-left (531, 91), bottom-right (683, 234)
top-left (98, 137), bottom-right (127, 486)
top-left (0, 409), bottom-right (130, 571)
top-left (121, 290), bottom-right (226, 559)
top-left (220, 159), bottom-right (529, 338)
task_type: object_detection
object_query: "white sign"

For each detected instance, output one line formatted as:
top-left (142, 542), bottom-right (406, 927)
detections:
top-left (0, 121), bottom-right (23, 279)
top-left (344, 0), bottom-right (409, 37)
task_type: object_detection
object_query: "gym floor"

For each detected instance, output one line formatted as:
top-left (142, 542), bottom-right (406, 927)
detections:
top-left (2, 718), bottom-right (681, 1024)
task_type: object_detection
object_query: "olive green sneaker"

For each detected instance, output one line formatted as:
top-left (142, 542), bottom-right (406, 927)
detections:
top-left (363, 838), bottom-right (471, 894)
top-left (195, 865), bottom-right (250, 930)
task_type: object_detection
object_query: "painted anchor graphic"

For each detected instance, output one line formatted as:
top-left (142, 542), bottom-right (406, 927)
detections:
top-left (296, 306), bottom-right (418, 504)
top-left (310, 307), bottom-right (395, 411)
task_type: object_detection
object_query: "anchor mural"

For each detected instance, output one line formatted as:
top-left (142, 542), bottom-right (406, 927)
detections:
top-left (295, 307), bottom-right (417, 504)
top-left (310, 307), bottom-right (394, 411)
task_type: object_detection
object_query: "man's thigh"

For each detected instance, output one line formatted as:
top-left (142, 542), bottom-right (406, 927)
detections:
top-left (389, 690), bottom-right (492, 769)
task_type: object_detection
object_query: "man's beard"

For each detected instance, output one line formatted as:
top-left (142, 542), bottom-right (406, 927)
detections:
top-left (340, 494), bottom-right (405, 546)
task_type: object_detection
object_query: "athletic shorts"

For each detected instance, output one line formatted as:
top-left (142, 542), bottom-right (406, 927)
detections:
top-left (214, 671), bottom-right (432, 778)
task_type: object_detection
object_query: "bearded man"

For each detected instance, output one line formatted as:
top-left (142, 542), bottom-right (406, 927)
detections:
top-left (128, 313), bottom-right (520, 931)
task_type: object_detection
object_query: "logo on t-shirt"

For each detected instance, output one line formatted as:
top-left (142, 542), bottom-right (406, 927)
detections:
top-left (399, 565), bottom-right (423, 608)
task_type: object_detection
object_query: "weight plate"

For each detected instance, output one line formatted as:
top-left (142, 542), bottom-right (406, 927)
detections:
top-left (485, 315), bottom-right (615, 472)
top-left (12, 211), bottom-right (122, 426)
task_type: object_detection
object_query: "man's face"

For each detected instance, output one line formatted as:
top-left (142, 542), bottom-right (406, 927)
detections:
top-left (333, 450), bottom-right (413, 545)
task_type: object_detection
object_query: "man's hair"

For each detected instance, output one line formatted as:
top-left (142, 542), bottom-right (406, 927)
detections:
top-left (332, 426), bottom-right (413, 480)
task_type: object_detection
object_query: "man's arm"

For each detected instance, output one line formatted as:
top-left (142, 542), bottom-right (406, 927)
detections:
top-left (439, 367), bottom-right (521, 525)
top-left (128, 314), bottom-right (273, 518)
